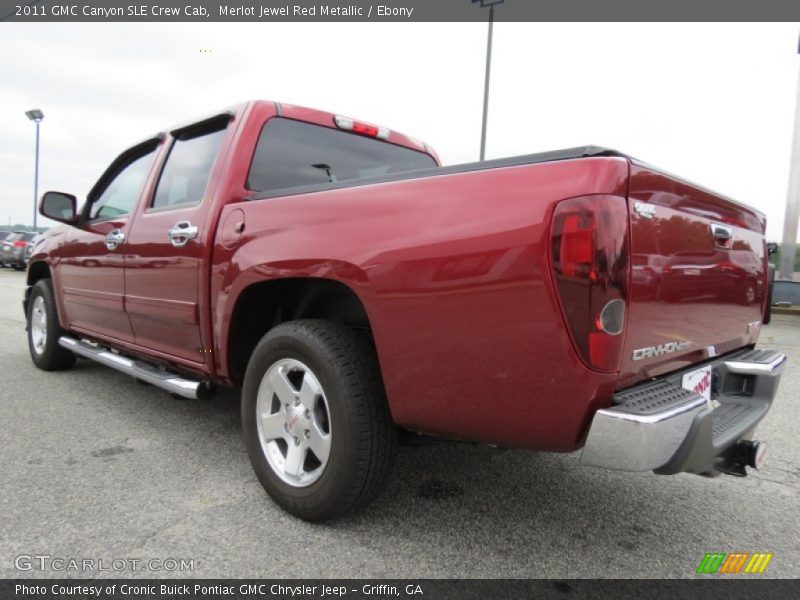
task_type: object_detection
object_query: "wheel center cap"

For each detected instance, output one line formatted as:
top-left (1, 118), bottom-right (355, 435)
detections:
top-left (287, 406), bottom-right (309, 437)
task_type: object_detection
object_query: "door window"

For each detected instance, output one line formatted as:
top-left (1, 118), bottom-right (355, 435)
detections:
top-left (89, 150), bottom-right (156, 220)
top-left (151, 127), bottom-right (227, 210)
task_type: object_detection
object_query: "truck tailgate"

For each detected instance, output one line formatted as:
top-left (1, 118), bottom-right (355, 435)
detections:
top-left (618, 162), bottom-right (767, 389)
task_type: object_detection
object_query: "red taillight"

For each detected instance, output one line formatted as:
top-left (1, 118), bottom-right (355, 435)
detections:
top-left (550, 195), bottom-right (630, 372)
top-left (559, 214), bottom-right (594, 277)
top-left (334, 115), bottom-right (390, 140)
top-left (13, 240), bottom-right (27, 248)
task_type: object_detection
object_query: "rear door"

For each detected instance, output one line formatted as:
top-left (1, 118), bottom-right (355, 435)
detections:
top-left (123, 115), bottom-right (232, 365)
top-left (619, 162), bottom-right (767, 387)
top-left (57, 140), bottom-right (160, 341)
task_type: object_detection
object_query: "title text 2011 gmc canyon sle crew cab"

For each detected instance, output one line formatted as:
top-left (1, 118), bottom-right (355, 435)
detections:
top-left (25, 100), bottom-right (786, 521)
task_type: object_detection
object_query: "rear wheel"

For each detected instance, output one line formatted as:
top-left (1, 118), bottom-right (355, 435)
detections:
top-left (242, 320), bottom-right (396, 521)
top-left (27, 279), bottom-right (76, 371)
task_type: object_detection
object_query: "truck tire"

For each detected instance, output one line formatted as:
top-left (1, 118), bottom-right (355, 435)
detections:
top-left (241, 320), bottom-right (396, 521)
top-left (27, 278), bottom-right (76, 371)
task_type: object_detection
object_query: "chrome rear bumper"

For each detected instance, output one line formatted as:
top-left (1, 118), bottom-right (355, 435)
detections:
top-left (580, 348), bottom-right (786, 475)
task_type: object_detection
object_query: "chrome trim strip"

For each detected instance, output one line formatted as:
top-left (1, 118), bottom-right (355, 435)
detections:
top-left (58, 336), bottom-right (202, 399)
top-left (596, 395), bottom-right (707, 425)
top-left (580, 397), bottom-right (706, 472)
top-left (725, 353), bottom-right (787, 376)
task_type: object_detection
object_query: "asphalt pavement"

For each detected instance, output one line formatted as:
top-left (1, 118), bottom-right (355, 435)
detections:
top-left (0, 269), bottom-right (797, 578)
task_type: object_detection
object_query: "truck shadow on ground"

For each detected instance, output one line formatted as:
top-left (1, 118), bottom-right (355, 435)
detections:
top-left (58, 358), bottom-right (784, 577)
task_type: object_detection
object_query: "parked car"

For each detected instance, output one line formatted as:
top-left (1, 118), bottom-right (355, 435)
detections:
top-left (631, 253), bottom-right (668, 299)
top-left (24, 234), bottom-right (42, 267)
top-left (25, 100), bottom-right (786, 521)
top-left (660, 249), bottom-right (763, 305)
top-left (0, 231), bottom-right (14, 259)
top-left (1, 231), bottom-right (36, 270)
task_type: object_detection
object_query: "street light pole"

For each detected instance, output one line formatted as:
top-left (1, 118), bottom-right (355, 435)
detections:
top-left (472, 0), bottom-right (504, 161)
top-left (25, 109), bottom-right (44, 231)
top-left (779, 38), bottom-right (800, 280)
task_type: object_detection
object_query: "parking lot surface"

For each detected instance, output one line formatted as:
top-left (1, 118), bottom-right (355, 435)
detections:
top-left (0, 269), bottom-right (798, 578)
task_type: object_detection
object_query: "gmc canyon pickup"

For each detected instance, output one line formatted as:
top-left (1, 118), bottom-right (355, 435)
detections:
top-left (26, 100), bottom-right (786, 521)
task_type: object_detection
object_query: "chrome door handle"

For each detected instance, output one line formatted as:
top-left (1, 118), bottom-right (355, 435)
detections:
top-left (710, 222), bottom-right (733, 248)
top-left (168, 221), bottom-right (198, 247)
top-left (105, 229), bottom-right (125, 251)
top-left (710, 222), bottom-right (733, 240)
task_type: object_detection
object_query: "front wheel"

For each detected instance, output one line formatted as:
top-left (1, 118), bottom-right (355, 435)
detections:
top-left (27, 278), bottom-right (76, 371)
top-left (242, 320), bottom-right (396, 521)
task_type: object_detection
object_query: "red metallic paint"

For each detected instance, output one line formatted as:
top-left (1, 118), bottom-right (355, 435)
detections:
top-left (618, 163), bottom-right (766, 388)
top-left (211, 156), bottom-right (630, 451)
top-left (57, 219), bottom-right (133, 341)
top-left (123, 115), bottom-right (242, 365)
top-left (30, 100), bottom-right (769, 454)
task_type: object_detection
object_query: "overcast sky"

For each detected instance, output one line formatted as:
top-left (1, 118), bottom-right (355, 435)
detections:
top-left (1, 22), bottom-right (798, 240)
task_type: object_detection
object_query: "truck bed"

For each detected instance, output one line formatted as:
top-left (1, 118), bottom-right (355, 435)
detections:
top-left (250, 145), bottom-right (626, 200)
top-left (250, 145), bottom-right (767, 392)
top-left (238, 146), bottom-right (768, 449)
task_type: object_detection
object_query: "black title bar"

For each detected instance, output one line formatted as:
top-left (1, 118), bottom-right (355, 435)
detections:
top-left (2, 579), bottom-right (800, 600)
top-left (4, 0), bottom-right (800, 22)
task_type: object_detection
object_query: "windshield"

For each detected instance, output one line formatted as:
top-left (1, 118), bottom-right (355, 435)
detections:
top-left (247, 117), bottom-right (436, 194)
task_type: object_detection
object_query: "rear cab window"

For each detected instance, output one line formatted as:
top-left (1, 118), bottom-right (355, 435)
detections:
top-left (246, 118), bottom-right (437, 195)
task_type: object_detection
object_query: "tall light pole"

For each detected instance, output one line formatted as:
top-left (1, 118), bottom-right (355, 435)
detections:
top-left (25, 108), bottom-right (44, 231)
top-left (779, 38), bottom-right (800, 280)
top-left (472, 0), bottom-right (504, 161)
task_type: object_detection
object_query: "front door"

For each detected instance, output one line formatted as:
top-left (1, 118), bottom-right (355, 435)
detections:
top-left (124, 118), bottom-right (230, 364)
top-left (57, 142), bottom-right (160, 341)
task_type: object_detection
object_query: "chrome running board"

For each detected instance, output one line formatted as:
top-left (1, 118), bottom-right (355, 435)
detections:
top-left (58, 336), bottom-right (209, 399)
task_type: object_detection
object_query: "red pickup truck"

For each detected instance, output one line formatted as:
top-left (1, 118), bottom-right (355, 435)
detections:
top-left (26, 100), bottom-right (787, 521)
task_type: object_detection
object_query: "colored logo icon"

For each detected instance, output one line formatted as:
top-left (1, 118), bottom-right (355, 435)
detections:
top-left (696, 552), bottom-right (773, 574)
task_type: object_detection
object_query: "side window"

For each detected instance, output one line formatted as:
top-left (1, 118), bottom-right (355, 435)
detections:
top-left (151, 127), bottom-right (226, 210)
top-left (89, 150), bottom-right (156, 220)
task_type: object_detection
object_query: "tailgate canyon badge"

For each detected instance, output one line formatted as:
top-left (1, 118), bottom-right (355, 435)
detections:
top-left (632, 340), bottom-right (693, 361)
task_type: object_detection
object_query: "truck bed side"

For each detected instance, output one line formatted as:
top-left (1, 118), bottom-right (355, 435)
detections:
top-left (213, 156), bottom-right (629, 452)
